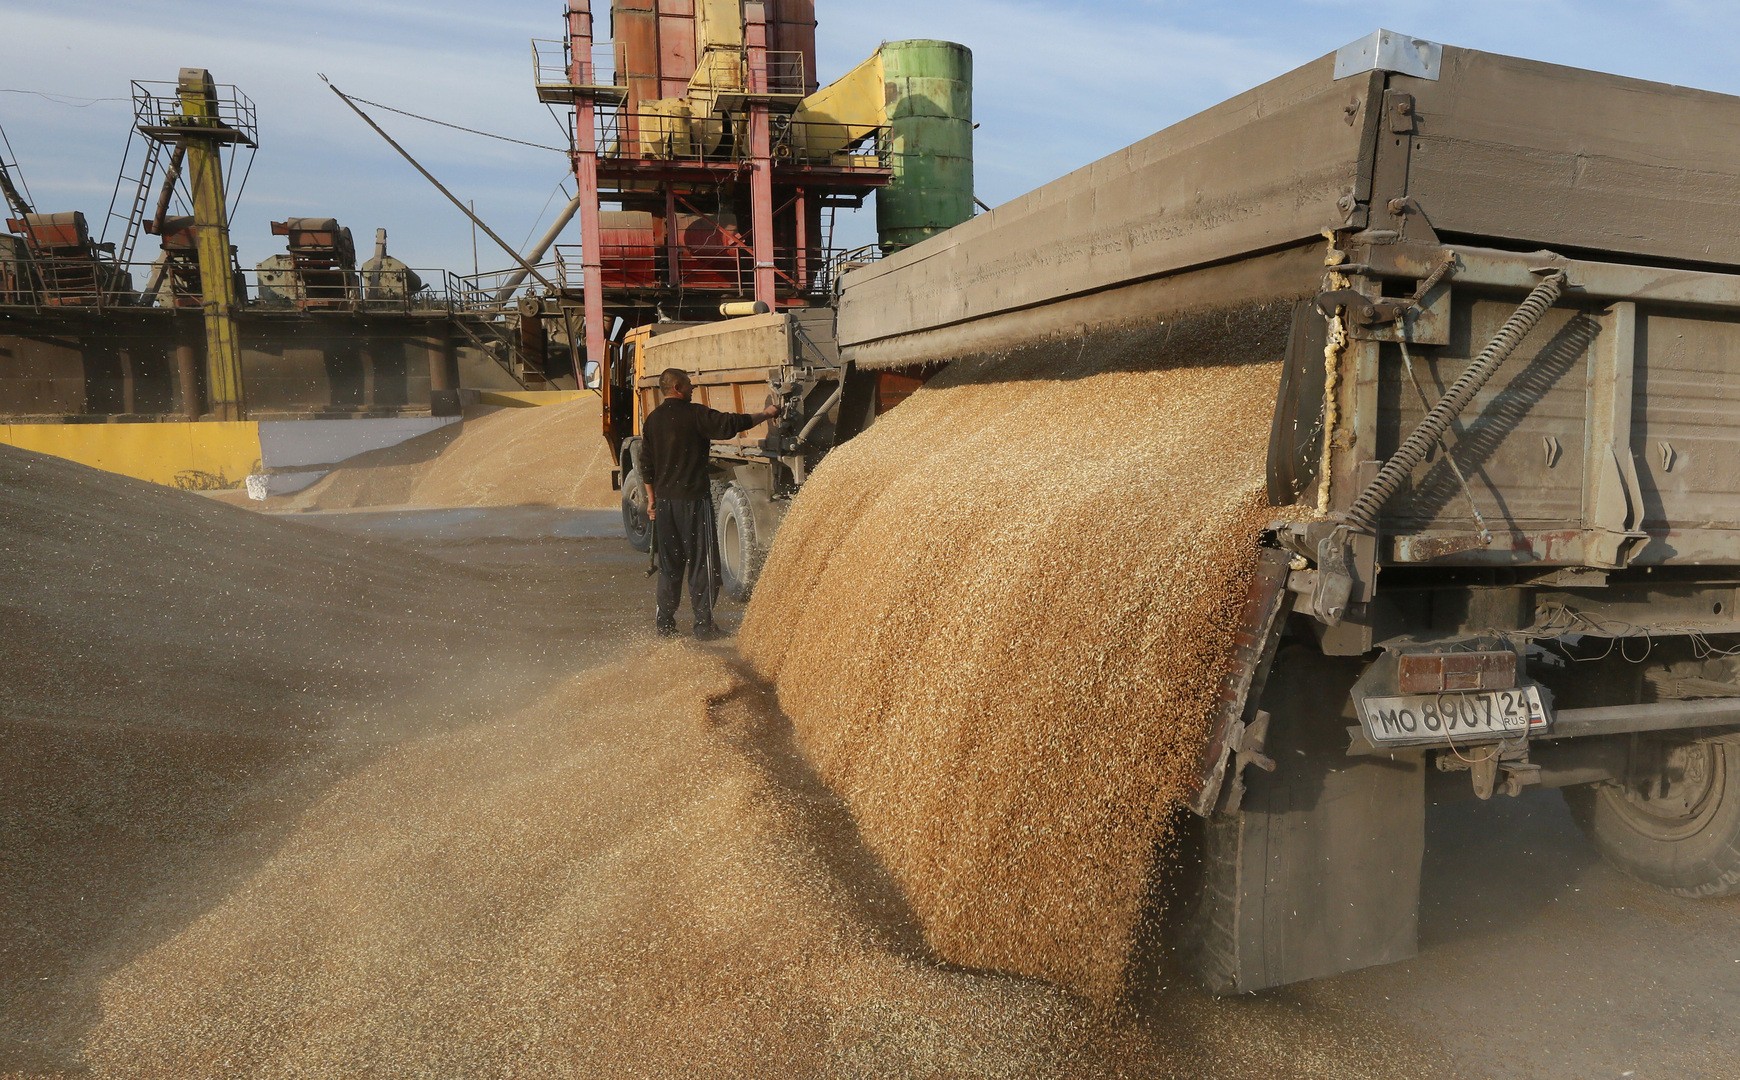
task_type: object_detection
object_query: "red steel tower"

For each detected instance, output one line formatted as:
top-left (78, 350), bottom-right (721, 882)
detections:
top-left (537, 0), bottom-right (892, 376)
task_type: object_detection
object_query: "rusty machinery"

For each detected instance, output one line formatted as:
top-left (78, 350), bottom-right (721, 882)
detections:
top-left (1, 210), bottom-right (132, 307)
top-left (538, 0), bottom-right (892, 389)
top-left (1, 123), bottom-right (135, 307)
top-left (2, 72), bottom-right (465, 427)
top-left (111, 68), bottom-right (257, 418)
top-left (268, 217), bottom-right (360, 309)
top-left (533, 1), bottom-right (972, 481)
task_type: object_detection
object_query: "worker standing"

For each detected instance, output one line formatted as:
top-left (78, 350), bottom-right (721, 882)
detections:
top-left (641, 367), bottom-right (780, 638)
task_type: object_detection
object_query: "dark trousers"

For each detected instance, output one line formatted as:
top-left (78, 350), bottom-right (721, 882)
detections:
top-left (654, 496), bottom-right (719, 630)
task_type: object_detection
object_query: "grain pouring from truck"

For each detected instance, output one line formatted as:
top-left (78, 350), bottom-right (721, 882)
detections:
top-left (737, 29), bottom-right (1740, 997)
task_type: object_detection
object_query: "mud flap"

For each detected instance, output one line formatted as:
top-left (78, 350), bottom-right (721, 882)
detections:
top-left (1196, 649), bottom-right (1426, 993)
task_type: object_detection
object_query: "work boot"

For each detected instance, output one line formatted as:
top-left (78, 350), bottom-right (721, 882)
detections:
top-left (656, 621), bottom-right (679, 639)
top-left (693, 623), bottom-right (727, 642)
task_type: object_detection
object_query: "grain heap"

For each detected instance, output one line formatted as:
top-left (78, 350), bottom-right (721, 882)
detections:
top-left (741, 310), bottom-right (1293, 1002)
top-left (2, 444), bottom-right (1443, 1076)
top-left (280, 396), bottom-right (616, 511)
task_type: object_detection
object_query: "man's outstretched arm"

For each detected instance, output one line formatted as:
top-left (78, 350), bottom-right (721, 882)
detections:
top-left (697, 402), bottom-right (781, 439)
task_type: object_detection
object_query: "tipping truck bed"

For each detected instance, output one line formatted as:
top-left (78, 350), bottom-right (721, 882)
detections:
top-left (831, 30), bottom-right (1740, 992)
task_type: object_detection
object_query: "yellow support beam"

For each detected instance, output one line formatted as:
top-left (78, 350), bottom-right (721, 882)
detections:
top-left (176, 68), bottom-right (246, 420)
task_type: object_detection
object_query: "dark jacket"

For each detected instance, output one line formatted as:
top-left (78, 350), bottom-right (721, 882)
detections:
top-left (641, 398), bottom-right (760, 501)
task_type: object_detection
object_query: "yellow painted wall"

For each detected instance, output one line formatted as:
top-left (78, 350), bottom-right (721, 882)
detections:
top-left (0, 421), bottom-right (262, 490)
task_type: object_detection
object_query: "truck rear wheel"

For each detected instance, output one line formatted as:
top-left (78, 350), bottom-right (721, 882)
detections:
top-left (621, 465), bottom-right (651, 553)
top-left (1563, 736), bottom-right (1740, 898)
top-left (716, 483), bottom-right (765, 603)
top-left (1189, 647), bottom-right (1427, 993)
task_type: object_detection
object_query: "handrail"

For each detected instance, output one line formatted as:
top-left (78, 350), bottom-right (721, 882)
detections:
top-left (0, 252), bottom-right (464, 314)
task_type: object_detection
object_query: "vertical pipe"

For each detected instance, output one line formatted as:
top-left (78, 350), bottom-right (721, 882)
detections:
top-left (426, 331), bottom-right (455, 392)
top-left (362, 336), bottom-right (378, 409)
top-left (570, 1), bottom-right (609, 401)
top-left (150, 144), bottom-right (186, 235)
top-left (794, 185), bottom-right (808, 296)
top-left (663, 185), bottom-right (681, 291)
top-left (745, 3), bottom-right (776, 308)
top-left (120, 341), bottom-right (138, 414)
top-left (178, 68), bottom-right (246, 420)
top-left (174, 319), bottom-right (201, 419)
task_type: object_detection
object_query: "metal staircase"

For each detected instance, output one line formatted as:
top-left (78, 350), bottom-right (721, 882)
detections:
top-left (100, 118), bottom-right (167, 268)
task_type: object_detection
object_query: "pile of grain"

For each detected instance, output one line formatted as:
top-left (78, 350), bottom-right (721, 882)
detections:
top-left (1, 444), bottom-right (1443, 1077)
top-left (64, 647), bottom-right (1433, 1079)
top-left (0, 444), bottom-right (619, 1073)
top-left (741, 311), bottom-right (1291, 1002)
top-left (280, 397), bottom-right (617, 511)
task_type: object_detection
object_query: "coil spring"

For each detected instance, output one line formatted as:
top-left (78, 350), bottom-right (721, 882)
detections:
top-left (1343, 270), bottom-right (1568, 533)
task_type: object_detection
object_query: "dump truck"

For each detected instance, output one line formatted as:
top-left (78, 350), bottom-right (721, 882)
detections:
top-left (609, 307), bottom-right (927, 599)
top-left (827, 30), bottom-right (1740, 993)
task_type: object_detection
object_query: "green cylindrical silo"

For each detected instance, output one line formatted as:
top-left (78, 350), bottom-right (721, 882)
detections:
top-left (877, 40), bottom-right (974, 254)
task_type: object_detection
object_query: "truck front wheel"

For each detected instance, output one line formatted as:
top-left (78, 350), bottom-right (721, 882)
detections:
top-left (716, 483), bottom-right (766, 603)
top-left (1563, 736), bottom-right (1740, 898)
top-left (621, 464), bottom-right (651, 553)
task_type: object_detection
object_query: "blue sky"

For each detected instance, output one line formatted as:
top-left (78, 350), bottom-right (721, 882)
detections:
top-left (3, 1), bottom-right (1739, 278)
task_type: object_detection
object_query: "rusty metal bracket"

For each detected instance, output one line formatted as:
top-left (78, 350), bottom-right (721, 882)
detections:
top-left (1387, 93), bottom-right (1417, 134)
top-left (1361, 86), bottom-right (1439, 246)
top-left (1315, 287), bottom-right (1408, 328)
top-left (1318, 248), bottom-right (1457, 345)
top-left (1581, 301), bottom-right (1649, 569)
top-left (1191, 546), bottom-right (1295, 817)
top-left (1230, 710), bottom-right (1278, 775)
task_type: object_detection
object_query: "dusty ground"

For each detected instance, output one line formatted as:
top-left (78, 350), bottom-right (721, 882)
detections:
top-left (3, 452), bottom-right (1736, 1078)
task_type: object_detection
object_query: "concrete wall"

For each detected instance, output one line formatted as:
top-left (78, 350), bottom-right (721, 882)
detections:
top-left (0, 414), bottom-right (463, 495)
top-left (0, 420), bottom-right (261, 489)
top-left (0, 308), bottom-right (459, 419)
top-left (253, 416), bottom-right (459, 495)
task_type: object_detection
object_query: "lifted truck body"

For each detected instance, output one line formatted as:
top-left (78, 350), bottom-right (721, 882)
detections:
top-left (832, 30), bottom-right (1740, 991)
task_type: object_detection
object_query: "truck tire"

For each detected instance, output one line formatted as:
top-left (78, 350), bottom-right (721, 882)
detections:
top-left (715, 483), bottom-right (765, 603)
top-left (1563, 736), bottom-right (1740, 898)
top-left (621, 464), bottom-right (651, 553)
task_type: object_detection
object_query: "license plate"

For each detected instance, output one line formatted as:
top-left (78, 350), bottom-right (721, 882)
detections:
top-left (1358, 685), bottom-right (1548, 746)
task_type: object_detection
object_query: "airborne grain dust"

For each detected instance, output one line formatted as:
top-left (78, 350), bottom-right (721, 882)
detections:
top-left (742, 312), bottom-right (1294, 1001)
top-left (3, 442), bottom-right (1448, 1078)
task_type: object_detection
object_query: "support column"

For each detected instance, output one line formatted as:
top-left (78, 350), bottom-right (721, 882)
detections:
top-left (174, 318), bottom-right (201, 419)
top-left (664, 186), bottom-right (681, 291)
top-left (178, 68), bottom-right (246, 420)
top-left (794, 186), bottom-right (809, 297)
top-left (745, 3), bottom-right (777, 308)
top-left (569, 1), bottom-right (608, 382)
top-left (120, 340), bottom-right (138, 414)
top-left (428, 331), bottom-right (457, 393)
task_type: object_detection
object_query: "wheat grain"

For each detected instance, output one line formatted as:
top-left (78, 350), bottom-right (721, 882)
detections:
top-left (279, 398), bottom-right (617, 511)
top-left (743, 309), bottom-right (1292, 1001)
